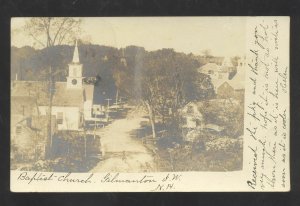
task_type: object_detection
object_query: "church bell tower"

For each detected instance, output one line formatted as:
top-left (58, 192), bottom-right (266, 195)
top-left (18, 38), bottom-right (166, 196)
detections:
top-left (67, 40), bottom-right (84, 89)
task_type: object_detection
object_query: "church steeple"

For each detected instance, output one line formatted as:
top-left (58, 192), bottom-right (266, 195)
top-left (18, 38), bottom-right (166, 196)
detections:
top-left (222, 57), bottom-right (233, 68)
top-left (67, 40), bottom-right (83, 89)
top-left (72, 40), bottom-right (80, 64)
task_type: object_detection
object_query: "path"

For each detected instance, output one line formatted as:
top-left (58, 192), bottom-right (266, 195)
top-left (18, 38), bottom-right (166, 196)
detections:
top-left (90, 110), bottom-right (156, 172)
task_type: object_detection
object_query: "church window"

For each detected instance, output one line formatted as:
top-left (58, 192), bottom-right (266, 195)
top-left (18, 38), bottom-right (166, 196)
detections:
top-left (16, 125), bottom-right (22, 134)
top-left (57, 112), bottom-right (63, 124)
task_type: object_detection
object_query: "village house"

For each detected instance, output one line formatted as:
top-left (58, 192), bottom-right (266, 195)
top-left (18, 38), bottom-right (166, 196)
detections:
top-left (180, 102), bottom-right (204, 129)
top-left (11, 41), bottom-right (101, 131)
top-left (199, 56), bottom-right (246, 100)
top-left (179, 101), bottom-right (228, 142)
top-left (11, 96), bottom-right (57, 162)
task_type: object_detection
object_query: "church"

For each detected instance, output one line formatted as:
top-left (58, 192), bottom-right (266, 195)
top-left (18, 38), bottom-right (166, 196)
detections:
top-left (11, 41), bottom-right (97, 131)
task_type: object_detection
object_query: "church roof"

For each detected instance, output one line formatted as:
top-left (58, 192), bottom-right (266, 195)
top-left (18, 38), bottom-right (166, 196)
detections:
top-left (72, 40), bottom-right (80, 64)
top-left (11, 81), bottom-right (87, 107)
top-left (52, 82), bottom-right (84, 107)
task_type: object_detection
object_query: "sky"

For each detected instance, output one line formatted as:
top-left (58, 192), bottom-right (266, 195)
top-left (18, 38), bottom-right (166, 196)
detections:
top-left (11, 17), bottom-right (247, 57)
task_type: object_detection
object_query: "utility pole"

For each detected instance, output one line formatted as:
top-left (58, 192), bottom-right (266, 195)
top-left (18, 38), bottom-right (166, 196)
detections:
top-left (105, 98), bottom-right (112, 122)
top-left (46, 65), bottom-right (54, 159)
top-left (115, 90), bottom-right (119, 106)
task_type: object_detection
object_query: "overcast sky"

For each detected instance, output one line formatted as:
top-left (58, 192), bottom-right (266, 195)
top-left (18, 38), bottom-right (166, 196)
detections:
top-left (11, 17), bottom-right (247, 57)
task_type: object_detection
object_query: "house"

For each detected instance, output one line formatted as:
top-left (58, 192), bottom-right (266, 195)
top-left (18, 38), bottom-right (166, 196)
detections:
top-left (11, 41), bottom-right (99, 131)
top-left (180, 102), bottom-right (204, 129)
top-left (11, 96), bottom-right (57, 162)
top-left (198, 56), bottom-right (235, 79)
top-left (180, 101), bottom-right (229, 142)
top-left (11, 96), bottom-right (39, 161)
top-left (199, 56), bottom-right (245, 100)
top-left (198, 63), bottom-right (220, 79)
top-left (216, 81), bottom-right (235, 99)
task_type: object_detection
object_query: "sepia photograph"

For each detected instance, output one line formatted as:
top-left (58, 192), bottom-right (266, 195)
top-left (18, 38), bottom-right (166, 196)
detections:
top-left (11, 17), bottom-right (246, 173)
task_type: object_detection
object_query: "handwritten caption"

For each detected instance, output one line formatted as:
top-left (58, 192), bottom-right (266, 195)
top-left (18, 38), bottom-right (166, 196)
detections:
top-left (246, 18), bottom-right (289, 190)
top-left (16, 171), bottom-right (182, 191)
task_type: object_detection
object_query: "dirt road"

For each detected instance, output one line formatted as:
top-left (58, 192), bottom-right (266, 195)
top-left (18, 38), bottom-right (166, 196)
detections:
top-left (90, 110), bottom-right (156, 172)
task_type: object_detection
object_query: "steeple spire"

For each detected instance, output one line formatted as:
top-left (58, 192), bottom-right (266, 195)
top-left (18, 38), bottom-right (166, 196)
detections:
top-left (72, 40), bottom-right (80, 63)
top-left (222, 56), bottom-right (233, 68)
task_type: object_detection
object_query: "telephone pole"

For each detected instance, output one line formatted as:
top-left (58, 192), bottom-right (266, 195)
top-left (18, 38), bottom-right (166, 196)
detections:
top-left (105, 98), bottom-right (112, 122)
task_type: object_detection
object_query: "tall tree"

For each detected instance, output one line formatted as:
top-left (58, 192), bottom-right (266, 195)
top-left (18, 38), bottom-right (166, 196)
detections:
top-left (115, 49), bottom-right (207, 139)
top-left (24, 17), bottom-right (81, 48)
top-left (24, 17), bottom-right (82, 158)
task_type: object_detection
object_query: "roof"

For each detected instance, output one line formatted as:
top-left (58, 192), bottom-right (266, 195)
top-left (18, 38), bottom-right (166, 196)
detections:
top-left (11, 81), bottom-right (89, 107)
top-left (211, 67), bottom-right (245, 91)
top-left (198, 63), bottom-right (220, 74)
top-left (211, 76), bottom-right (229, 89)
top-left (11, 96), bottom-right (39, 116)
top-left (11, 114), bottom-right (29, 127)
top-left (72, 40), bottom-right (80, 63)
top-left (227, 67), bottom-right (245, 90)
top-left (181, 101), bottom-right (204, 118)
top-left (52, 82), bottom-right (84, 107)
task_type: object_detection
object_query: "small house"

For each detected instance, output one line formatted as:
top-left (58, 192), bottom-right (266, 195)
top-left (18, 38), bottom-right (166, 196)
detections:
top-left (180, 102), bottom-right (204, 129)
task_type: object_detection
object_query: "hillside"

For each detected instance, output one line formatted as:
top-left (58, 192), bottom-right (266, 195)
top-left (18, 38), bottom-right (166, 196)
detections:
top-left (11, 44), bottom-right (205, 101)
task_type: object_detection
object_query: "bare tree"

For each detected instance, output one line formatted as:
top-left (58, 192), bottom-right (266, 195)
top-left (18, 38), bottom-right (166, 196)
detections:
top-left (24, 17), bottom-right (81, 48)
top-left (201, 49), bottom-right (212, 58)
top-left (112, 48), bottom-right (211, 140)
top-left (24, 17), bottom-right (82, 158)
top-left (138, 49), bottom-right (200, 139)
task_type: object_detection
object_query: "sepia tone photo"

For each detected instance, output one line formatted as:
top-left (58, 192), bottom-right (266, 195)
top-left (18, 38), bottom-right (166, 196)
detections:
top-left (11, 17), bottom-right (246, 174)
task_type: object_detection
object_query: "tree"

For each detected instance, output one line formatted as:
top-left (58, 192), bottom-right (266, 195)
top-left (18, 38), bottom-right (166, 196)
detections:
top-left (24, 17), bottom-right (81, 48)
top-left (111, 48), bottom-right (214, 140)
top-left (201, 49), bottom-right (212, 58)
top-left (24, 17), bottom-right (82, 159)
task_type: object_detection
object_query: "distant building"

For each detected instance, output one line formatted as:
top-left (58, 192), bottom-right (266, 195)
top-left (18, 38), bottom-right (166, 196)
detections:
top-left (198, 63), bottom-right (221, 79)
top-left (199, 56), bottom-right (245, 100)
top-left (120, 48), bottom-right (127, 67)
top-left (102, 55), bottom-right (108, 61)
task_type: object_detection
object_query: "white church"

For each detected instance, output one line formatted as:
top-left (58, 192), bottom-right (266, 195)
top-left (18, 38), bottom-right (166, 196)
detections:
top-left (11, 41), bottom-right (102, 131)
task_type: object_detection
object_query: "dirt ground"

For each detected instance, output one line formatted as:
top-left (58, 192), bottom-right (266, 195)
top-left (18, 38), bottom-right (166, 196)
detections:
top-left (90, 109), bottom-right (156, 173)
